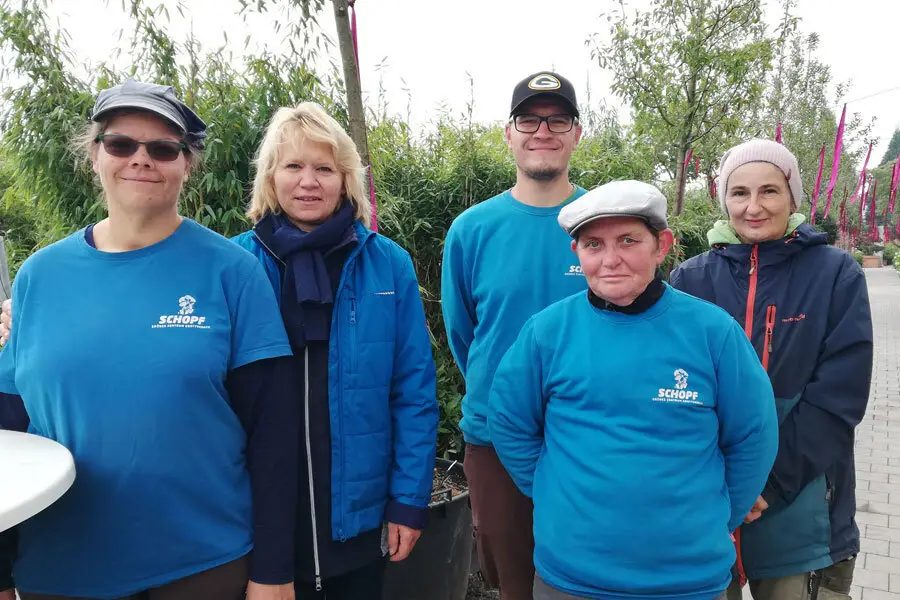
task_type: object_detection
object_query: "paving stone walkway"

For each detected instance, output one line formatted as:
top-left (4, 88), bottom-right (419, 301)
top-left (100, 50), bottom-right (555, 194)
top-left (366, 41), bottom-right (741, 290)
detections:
top-left (850, 267), bottom-right (900, 600)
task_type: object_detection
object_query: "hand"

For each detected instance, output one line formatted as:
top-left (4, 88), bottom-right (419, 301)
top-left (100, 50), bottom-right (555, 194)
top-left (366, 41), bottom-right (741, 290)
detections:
top-left (246, 581), bottom-right (294, 600)
top-left (0, 298), bottom-right (11, 346)
top-left (743, 495), bottom-right (769, 524)
top-left (387, 522), bottom-right (422, 562)
top-left (0, 588), bottom-right (16, 600)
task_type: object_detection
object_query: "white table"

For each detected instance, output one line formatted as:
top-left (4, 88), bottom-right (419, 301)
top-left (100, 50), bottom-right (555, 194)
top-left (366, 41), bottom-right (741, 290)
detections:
top-left (0, 430), bottom-right (75, 532)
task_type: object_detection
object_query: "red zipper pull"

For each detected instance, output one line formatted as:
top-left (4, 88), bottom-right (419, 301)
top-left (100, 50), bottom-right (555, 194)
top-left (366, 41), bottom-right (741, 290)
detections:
top-left (762, 305), bottom-right (777, 371)
top-left (750, 249), bottom-right (758, 275)
top-left (766, 306), bottom-right (776, 351)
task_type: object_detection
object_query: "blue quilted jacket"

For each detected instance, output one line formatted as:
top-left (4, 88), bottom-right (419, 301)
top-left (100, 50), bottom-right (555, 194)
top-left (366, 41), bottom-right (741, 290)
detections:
top-left (232, 221), bottom-right (439, 541)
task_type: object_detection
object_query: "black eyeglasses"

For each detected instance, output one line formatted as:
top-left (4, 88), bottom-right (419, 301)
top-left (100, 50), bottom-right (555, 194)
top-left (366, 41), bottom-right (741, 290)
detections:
top-left (511, 114), bottom-right (576, 134)
top-left (95, 134), bottom-right (187, 162)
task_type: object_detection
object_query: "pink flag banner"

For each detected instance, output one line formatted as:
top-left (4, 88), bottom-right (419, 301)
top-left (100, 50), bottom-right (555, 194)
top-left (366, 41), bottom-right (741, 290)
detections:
top-left (776, 123), bottom-right (783, 143)
top-left (824, 105), bottom-right (847, 218)
top-left (890, 156), bottom-right (900, 214)
top-left (810, 143), bottom-right (826, 226)
top-left (858, 179), bottom-right (866, 226)
top-left (870, 180), bottom-right (879, 241)
top-left (683, 149), bottom-right (694, 169)
top-left (849, 143), bottom-right (873, 204)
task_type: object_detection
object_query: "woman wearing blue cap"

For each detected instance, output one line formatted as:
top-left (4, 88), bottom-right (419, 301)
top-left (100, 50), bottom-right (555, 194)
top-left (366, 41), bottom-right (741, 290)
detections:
top-left (488, 180), bottom-right (779, 600)
top-left (0, 80), bottom-right (298, 600)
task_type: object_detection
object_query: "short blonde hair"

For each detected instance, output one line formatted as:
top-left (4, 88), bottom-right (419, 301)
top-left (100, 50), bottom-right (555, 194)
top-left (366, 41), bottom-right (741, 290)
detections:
top-left (247, 102), bottom-right (370, 226)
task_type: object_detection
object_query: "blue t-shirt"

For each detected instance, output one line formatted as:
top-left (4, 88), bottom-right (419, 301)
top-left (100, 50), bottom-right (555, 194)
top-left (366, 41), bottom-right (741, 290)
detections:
top-left (441, 187), bottom-right (588, 445)
top-left (0, 219), bottom-right (292, 598)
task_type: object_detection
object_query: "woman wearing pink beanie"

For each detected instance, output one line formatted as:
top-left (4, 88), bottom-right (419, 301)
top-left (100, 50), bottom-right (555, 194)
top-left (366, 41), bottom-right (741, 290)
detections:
top-left (671, 139), bottom-right (873, 600)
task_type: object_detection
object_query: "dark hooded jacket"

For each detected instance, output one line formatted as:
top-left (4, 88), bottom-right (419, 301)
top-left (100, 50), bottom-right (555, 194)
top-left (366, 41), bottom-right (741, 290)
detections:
top-left (670, 221), bottom-right (873, 579)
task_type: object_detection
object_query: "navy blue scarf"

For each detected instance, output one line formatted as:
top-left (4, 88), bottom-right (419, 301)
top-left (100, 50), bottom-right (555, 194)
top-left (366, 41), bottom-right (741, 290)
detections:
top-left (256, 202), bottom-right (356, 349)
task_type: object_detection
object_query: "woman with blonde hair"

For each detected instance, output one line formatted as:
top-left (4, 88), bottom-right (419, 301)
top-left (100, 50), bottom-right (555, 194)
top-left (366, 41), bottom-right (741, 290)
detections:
top-left (231, 102), bottom-right (439, 599)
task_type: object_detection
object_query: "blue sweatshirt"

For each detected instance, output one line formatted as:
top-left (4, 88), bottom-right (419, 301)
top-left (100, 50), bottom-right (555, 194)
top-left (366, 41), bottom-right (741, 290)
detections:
top-left (488, 285), bottom-right (778, 600)
top-left (441, 187), bottom-right (587, 445)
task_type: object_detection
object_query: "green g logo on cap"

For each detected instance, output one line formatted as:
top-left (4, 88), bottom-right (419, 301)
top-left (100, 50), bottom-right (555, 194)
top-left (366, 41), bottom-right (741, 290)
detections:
top-left (528, 74), bottom-right (561, 90)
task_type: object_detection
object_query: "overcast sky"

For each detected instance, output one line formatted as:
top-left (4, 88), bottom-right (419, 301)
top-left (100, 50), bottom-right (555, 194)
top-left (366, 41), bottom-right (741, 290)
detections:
top-left (39, 0), bottom-right (900, 166)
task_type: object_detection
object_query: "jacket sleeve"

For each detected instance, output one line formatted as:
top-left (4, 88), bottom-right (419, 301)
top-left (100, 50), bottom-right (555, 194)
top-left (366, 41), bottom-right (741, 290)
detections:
top-left (715, 322), bottom-right (780, 531)
top-left (0, 393), bottom-right (28, 592)
top-left (384, 250), bottom-right (439, 530)
top-left (0, 393), bottom-right (28, 432)
top-left (762, 259), bottom-right (873, 509)
top-left (440, 222), bottom-right (476, 378)
top-left (226, 356), bottom-right (298, 585)
top-left (488, 319), bottom-right (544, 498)
top-left (0, 526), bottom-right (15, 592)
top-left (668, 264), bottom-right (684, 289)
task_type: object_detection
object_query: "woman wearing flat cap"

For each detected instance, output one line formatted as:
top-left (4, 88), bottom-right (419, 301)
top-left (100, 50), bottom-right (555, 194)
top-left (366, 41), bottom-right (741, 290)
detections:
top-left (487, 179), bottom-right (778, 600)
top-left (0, 80), bottom-right (298, 600)
top-left (671, 139), bottom-right (873, 600)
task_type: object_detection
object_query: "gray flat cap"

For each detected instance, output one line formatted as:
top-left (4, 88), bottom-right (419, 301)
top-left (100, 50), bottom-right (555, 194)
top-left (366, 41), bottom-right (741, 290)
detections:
top-left (558, 180), bottom-right (669, 237)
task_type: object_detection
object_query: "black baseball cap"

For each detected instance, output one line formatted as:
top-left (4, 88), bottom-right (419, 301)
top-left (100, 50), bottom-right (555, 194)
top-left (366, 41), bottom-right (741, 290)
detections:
top-left (509, 71), bottom-right (579, 118)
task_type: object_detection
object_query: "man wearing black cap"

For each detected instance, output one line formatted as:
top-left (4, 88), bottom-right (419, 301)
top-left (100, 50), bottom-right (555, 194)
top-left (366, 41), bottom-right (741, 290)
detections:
top-left (441, 71), bottom-right (586, 599)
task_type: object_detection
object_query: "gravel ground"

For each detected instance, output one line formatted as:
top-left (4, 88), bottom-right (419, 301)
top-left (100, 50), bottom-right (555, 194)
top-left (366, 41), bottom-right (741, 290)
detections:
top-left (465, 571), bottom-right (500, 600)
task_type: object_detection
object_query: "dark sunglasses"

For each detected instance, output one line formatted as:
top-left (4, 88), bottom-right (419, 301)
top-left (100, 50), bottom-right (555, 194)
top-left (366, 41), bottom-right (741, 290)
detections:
top-left (95, 134), bottom-right (187, 162)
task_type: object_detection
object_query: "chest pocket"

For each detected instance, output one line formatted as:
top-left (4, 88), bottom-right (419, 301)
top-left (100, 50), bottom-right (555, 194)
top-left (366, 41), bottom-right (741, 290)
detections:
top-left (356, 291), bottom-right (397, 343)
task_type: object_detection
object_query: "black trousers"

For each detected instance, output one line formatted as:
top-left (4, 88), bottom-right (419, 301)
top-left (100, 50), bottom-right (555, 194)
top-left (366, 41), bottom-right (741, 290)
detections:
top-left (294, 557), bottom-right (387, 600)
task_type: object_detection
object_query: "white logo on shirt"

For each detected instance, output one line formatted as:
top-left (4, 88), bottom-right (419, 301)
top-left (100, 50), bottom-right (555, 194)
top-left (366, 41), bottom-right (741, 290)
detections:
top-left (674, 368), bottom-right (689, 390)
top-left (565, 265), bottom-right (585, 277)
top-left (178, 295), bottom-right (196, 315)
top-left (153, 296), bottom-right (211, 330)
top-left (653, 368), bottom-right (701, 405)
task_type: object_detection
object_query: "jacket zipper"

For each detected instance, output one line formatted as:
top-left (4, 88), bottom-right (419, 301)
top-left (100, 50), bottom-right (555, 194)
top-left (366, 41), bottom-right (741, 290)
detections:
top-left (255, 227), bottom-right (369, 544)
top-left (252, 232), bottom-right (287, 267)
top-left (743, 245), bottom-right (759, 339)
top-left (734, 244), bottom-right (761, 589)
top-left (762, 305), bottom-right (777, 372)
top-left (303, 348), bottom-right (323, 591)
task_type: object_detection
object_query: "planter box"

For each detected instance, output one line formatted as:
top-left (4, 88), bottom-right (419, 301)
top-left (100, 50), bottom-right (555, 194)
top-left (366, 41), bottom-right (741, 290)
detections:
top-left (382, 458), bottom-right (473, 600)
top-left (863, 255), bottom-right (882, 269)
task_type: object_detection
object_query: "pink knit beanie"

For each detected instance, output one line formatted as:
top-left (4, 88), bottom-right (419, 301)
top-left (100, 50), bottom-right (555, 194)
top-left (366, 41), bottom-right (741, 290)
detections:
top-left (717, 139), bottom-right (803, 214)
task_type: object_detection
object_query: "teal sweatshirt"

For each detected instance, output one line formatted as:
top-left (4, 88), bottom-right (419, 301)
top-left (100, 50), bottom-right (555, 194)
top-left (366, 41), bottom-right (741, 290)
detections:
top-left (488, 285), bottom-right (779, 600)
top-left (441, 187), bottom-right (587, 446)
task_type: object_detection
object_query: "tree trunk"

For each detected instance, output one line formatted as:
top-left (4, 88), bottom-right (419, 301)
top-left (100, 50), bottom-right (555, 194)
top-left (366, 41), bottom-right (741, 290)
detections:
top-left (0, 237), bottom-right (10, 303)
top-left (332, 0), bottom-right (370, 168)
top-left (674, 146), bottom-right (688, 216)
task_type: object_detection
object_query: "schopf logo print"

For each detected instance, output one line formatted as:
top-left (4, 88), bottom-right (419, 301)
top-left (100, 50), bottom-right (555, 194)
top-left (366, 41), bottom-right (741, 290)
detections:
top-left (653, 368), bottom-right (701, 405)
top-left (674, 368), bottom-right (688, 389)
top-left (528, 74), bottom-right (561, 90)
top-left (152, 295), bottom-right (211, 330)
top-left (566, 265), bottom-right (585, 277)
